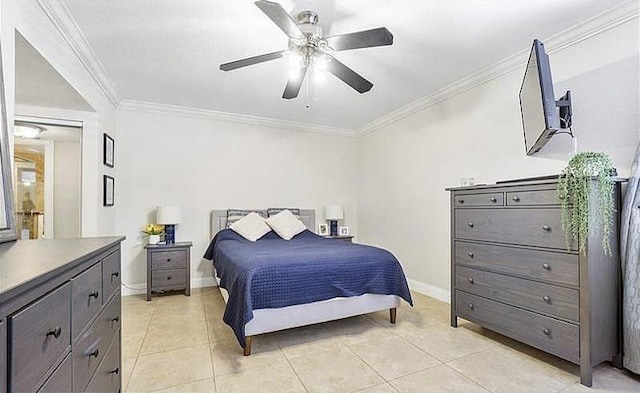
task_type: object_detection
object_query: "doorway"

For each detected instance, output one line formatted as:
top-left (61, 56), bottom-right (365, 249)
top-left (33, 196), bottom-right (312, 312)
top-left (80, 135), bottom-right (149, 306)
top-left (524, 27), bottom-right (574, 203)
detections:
top-left (13, 121), bottom-right (82, 239)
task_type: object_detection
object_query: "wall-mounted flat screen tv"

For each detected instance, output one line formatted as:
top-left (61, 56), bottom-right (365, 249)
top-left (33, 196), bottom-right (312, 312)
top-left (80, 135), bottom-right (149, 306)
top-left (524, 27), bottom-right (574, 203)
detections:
top-left (519, 39), bottom-right (571, 155)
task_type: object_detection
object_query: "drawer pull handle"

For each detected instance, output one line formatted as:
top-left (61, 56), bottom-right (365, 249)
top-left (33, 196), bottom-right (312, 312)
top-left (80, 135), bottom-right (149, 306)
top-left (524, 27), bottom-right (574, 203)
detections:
top-left (111, 316), bottom-right (120, 323)
top-left (489, 197), bottom-right (497, 203)
top-left (542, 263), bottom-right (551, 270)
top-left (468, 303), bottom-right (474, 310)
top-left (167, 258), bottom-right (172, 262)
top-left (167, 276), bottom-right (172, 280)
top-left (46, 327), bottom-right (62, 339)
top-left (542, 225), bottom-right (551, 232)
top-left (468, 222), bottom-right (474, 228)
top-left (111, 271), bottom-right (119, 278)
top-left (542, 328), bottom-right (551, 336)
top-left (89, 291), bottom-right (99, 299)
top-left (467, 252), bottom-right (474, 258)
top-left (542, 296), bottom-right (551, 304)
top-left (458, 198), bottom-right (464, 204)
top-left (109, 367), bottom-right (120, 375)
top-left (512, 196), bottom-right (520, 202)
top-left (88, 348), bottom-right (99, 358)
top-left (468, 277), bottom-right (474, 284)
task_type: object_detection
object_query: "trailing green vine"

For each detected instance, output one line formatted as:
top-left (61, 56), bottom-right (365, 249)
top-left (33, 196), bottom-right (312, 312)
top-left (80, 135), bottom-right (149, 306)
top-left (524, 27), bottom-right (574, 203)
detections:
top-left (557, 152), bottom-right (615, 255)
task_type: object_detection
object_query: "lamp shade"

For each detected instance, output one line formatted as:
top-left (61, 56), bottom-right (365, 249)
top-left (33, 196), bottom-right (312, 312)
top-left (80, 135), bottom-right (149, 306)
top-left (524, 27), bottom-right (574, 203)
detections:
top-left (156, 206), bottom-right (182, 224)
top-left (324, 205), bottom-right (344, 220)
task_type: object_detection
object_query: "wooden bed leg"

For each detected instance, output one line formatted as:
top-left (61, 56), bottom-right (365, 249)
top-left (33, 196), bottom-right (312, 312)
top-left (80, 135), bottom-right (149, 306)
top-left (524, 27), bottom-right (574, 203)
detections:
top-left (390, 308), bottom-right (397, 324)
top-left (243, 336), bottom-right (252, 356)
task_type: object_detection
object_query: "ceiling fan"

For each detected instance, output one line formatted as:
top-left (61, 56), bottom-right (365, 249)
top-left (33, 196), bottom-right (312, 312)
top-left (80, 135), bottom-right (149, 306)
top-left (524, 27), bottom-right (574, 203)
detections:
top-left (220, 1), bottom-right (393, 99)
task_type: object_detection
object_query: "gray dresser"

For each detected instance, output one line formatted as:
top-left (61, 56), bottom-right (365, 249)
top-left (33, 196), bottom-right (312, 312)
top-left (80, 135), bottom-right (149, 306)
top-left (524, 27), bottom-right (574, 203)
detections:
top-left (0, 236), bottom-right (125, 393)
top-left (448, 177), bottom-right (622, 387)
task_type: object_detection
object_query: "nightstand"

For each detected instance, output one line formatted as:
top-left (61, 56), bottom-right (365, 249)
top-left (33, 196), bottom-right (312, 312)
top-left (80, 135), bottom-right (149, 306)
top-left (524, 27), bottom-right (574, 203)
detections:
top-left (324, 235), bottom-right (354, 243)
top-left (145, 241), bottom-right (192, 301)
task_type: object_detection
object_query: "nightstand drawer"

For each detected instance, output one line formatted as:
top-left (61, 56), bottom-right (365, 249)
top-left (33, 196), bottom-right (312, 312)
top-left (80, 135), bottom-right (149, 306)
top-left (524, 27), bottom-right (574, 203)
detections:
top-left (152, 268), bottom-right (187, 287)
top-left (150, 250), bottom-right (188, 270)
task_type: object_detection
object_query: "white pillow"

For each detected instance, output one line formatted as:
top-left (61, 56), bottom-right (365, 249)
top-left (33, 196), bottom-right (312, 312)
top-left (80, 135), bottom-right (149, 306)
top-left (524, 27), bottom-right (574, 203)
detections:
top-left (266, 209), bottom-right (307, 240)
top-left (229, 212), bottom-right (271, 241)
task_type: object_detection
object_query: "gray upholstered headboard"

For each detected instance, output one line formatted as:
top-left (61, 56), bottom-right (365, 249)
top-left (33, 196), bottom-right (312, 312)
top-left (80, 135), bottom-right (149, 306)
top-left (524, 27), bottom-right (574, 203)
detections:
top-left (210, 209), bottom-right (316, 239)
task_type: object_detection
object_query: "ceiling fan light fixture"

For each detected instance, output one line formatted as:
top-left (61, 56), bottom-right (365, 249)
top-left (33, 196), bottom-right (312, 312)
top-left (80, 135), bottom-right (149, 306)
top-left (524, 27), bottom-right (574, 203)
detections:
top-left (14, 124), bottom-right (45, 139)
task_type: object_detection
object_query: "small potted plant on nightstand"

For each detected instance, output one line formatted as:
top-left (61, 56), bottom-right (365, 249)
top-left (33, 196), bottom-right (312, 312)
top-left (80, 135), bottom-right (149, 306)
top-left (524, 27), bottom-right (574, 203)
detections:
top-left (142, 224), bottom-right (163, 245)
top-left (557, 151), bottom-right (616, 255)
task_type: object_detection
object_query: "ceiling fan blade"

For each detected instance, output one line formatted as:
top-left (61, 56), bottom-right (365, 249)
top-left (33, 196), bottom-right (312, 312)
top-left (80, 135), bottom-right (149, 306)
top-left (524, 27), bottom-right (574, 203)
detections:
top-left (324, 27), bottom-right (393, 51)
top-left (220, 50), bottom-right (286, 71)
top-left (255, 1), bottom-right (305, 39)
top-left (282, 65), bottom-right (308, 99)
top-left (326, 56), bottom-right (373, 93)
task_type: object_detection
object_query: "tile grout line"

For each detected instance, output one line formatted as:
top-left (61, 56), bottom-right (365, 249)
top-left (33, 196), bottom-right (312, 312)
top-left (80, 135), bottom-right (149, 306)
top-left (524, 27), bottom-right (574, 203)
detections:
top-left (280, 346), bottom-right (311, 393)
top-left (442, 362), bottom-right (496, 393)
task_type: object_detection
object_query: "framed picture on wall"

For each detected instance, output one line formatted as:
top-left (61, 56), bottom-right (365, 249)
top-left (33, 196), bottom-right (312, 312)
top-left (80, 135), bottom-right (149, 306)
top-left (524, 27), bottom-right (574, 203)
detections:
top-left (103, 133), bottom-right (114, 168)
top-left (318, 223), bottom-right (329, 236)
top-left (103, 175), bottom-right (114, 206)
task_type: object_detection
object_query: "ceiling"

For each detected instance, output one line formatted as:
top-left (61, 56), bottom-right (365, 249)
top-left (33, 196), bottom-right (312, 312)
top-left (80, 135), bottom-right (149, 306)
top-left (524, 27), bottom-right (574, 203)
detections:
top-left (60, 0), bottom-right (628, 130)
top-left (14, 123), bottom-right (82, 143)
top-left (15, 32), bottom-right (94, 112)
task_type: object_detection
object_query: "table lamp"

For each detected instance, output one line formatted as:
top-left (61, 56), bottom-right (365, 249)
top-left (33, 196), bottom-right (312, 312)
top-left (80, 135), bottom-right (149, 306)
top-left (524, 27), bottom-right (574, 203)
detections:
top-left (156, 205), bottom-right (182, 244)
top-left (324, 205), bottom-right (343, 236)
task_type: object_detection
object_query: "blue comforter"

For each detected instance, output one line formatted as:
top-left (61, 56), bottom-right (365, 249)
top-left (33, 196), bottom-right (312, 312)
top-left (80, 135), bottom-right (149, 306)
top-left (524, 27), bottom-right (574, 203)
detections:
top-left (203, 229), bottom-right (413, 347)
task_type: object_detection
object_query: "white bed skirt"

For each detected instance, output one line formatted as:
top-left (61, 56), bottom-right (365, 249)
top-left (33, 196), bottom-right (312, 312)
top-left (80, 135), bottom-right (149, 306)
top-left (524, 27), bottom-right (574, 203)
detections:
top-left (216, 280), bottom-right (401, 336)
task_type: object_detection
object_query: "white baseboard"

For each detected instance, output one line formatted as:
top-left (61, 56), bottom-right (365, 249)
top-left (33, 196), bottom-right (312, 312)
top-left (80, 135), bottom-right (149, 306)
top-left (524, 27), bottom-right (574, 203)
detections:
top-left (408, 279), bottom-right (450, 303)
top-left (121, 277), bottom-right (217, 297)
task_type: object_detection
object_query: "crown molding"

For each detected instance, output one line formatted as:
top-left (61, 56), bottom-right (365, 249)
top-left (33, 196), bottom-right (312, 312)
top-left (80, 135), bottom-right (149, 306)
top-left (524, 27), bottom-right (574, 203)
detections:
top-left (356, 1), bottom-right (639, 137)
top-left (37, 0), bottom-right (121, 108)
top-left (118, 100), bottom-right (356, 137)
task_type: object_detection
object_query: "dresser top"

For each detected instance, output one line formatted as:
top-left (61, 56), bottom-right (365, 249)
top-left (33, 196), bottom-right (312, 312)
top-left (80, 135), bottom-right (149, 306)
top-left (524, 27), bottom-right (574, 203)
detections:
top-left (445, 175), bottom-right (627, 192)
top-left (0, 236), bottom-right (125, 300)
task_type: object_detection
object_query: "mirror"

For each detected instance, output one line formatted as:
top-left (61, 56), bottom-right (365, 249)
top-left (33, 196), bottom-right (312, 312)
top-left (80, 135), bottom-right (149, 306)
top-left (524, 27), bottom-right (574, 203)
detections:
top-left (0, 39), bottom-right (18, 243)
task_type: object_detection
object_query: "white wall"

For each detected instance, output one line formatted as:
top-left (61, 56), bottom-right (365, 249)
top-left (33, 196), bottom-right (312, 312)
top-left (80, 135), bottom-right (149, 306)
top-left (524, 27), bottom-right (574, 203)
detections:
top-left (357, 19), bottom-right (640, 301)
top-left (53, 140), bottom-right (81, 238)
top-left (2, 0), bottom-right (117, 237)
top-left (116, 109), bottom-right (358, 291)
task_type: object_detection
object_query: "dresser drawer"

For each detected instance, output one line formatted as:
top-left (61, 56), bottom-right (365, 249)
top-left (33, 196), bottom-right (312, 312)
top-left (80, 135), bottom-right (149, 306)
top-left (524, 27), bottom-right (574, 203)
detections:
top-left (455, 208), bottom-right (573, 250)
top-left (455, 241), bottom-right (579, 286)
top-left (1, 320), bottom-right (5, 393)
top-left (72, 262), bottom-right (103, 340)
top-left (85, 334), bottom-right (121, 393)
top-left (10, 283), bottom-right (71, 393)
top-left (152, 268), bottom-right (187, 288)
top-left (38, 353), bottom-right (72, 393)
top-left (102, 250), bottom-right (121, 303)
top-left (456, 291), bottom-right (579, 362)
top-left (97, 293), bottom-right (121, 346)
top-left (73, 313), bottom-right (112, 392)
top-left (455, 192), bottom-right (504, 207)
top-left (456, 266), bottom-right (579, 321)
top-left (507, 189), bottom-right (563, 206)
top-left (151, 249), bottom-right (188, 270)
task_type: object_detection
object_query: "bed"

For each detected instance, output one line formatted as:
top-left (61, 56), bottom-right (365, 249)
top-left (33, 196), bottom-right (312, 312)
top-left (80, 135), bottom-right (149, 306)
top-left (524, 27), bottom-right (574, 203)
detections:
top-left (204, 209), bottom-right (413, 355)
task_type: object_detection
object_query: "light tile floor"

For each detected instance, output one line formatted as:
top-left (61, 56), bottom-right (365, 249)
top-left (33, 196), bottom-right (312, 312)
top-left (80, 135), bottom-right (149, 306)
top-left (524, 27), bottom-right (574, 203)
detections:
top-left (122, 288), bottom-right (640, 393)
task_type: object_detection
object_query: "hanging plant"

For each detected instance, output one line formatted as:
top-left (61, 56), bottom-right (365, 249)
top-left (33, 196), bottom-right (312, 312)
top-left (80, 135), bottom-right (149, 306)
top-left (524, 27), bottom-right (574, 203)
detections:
top-left (557, 152), bottom-right (615, 255)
